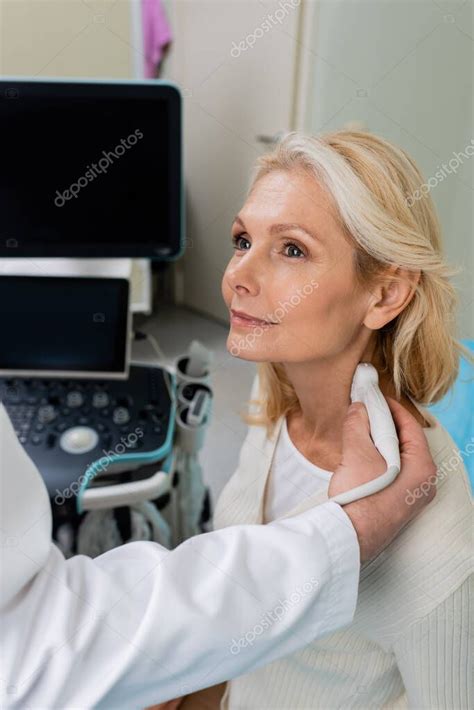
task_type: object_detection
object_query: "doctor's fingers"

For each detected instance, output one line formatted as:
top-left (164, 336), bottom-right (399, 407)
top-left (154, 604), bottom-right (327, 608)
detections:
top-left (385, 397), bottom-right (437, 505)
top-left (386, 396), bottom-right (431, 452)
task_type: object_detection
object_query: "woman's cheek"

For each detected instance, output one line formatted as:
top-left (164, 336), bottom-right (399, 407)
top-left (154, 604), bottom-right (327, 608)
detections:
top-left (221, 279), bottom-right (232, 308)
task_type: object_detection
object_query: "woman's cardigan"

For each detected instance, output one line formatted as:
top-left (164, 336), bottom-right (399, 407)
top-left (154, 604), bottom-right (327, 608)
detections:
top-left (212, 392), bottom-right (473, 709)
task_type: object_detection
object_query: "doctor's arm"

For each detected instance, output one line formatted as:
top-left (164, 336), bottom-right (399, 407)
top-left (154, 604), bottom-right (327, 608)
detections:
top-left (0, 400), bottom-right (356, 709)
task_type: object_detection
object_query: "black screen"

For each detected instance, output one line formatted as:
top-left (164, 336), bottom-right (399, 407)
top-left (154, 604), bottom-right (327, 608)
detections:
top-left (0, 276), bottom-right (129, 374)
top-left (0, 81), bottom-right (182, 258)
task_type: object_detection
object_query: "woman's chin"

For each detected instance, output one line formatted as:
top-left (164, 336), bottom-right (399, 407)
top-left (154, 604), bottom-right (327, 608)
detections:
top-left (226, 332), bottom-right (275, 361)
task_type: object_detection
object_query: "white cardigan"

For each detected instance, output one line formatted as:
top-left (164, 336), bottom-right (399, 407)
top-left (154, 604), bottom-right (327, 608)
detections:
top-left (213, 388), bottom-right (473, 709)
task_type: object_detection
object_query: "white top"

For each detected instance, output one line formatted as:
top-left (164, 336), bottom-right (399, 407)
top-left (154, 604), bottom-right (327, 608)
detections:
top-left (0, 402), bottom-right (361, 709)
top-left (264, 416), bottom-right (331, 522)
top-left (212, 401), bottom-right (473, 710)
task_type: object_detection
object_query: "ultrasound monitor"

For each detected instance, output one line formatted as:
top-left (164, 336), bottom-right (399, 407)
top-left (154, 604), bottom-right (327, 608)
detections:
top-left (0, 275), bottom-right (131, 379)
top-left (0, 78), bottom-right (183, 258)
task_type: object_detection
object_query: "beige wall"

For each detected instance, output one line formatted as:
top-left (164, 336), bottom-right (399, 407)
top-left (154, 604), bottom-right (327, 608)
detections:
top-left (0, 0), bottom-right (133, 78)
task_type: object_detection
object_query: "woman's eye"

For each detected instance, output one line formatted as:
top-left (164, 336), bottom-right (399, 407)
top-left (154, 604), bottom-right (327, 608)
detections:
top-left (282, 240), bottom-right (306, 258)
top-left (231, 234), bottom-right (306, 258)
top-left (231, 234), bottom-right (250, 251)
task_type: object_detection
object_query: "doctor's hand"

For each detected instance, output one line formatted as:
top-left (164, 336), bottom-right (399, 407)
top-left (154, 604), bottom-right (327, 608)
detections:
top-left (328, 397), bottom-right (436, 564)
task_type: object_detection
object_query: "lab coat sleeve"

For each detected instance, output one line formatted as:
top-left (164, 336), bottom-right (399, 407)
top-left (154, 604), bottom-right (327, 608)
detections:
top-left (0, 403), bottom-right (360, 709)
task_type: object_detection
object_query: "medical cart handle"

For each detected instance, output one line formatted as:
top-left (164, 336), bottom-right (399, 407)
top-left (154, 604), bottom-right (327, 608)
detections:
top-left (81, 470), bottom-right (171, 511)
top-left (328, 363), bottom-right (401, 506)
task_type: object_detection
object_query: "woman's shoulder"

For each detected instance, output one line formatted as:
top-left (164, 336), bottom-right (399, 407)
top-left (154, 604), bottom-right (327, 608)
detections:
top-left (212, 414), bottom-right (281, 530)
top-left (409, 400), bottom-right (472, 504)
top-left (358, 408), bottom-right (473, 636)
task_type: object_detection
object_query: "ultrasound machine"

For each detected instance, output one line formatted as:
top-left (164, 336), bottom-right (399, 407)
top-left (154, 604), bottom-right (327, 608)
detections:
top-left (0, 78), bottom-right (211, 555)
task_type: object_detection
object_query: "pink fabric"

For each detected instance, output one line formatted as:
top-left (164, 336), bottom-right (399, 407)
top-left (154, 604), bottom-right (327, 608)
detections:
top-left (141, 0), bottom-right (173, 78)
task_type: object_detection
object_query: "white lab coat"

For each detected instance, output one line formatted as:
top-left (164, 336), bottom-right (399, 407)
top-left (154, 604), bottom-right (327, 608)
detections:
top-left (0, 402), bottom-right (360, 709)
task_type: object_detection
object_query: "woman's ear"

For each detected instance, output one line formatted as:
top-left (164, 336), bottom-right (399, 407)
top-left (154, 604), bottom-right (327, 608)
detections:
top-left (363, 266), bottom-right (420, 330)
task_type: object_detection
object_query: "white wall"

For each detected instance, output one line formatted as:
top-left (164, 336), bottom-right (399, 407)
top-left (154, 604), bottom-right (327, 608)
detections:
top-left (304, 0), bottom-right (473, 339)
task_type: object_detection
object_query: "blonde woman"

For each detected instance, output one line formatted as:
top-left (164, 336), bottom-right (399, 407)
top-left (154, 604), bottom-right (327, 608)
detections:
top-left (178, 130), bottom-right (472, 709)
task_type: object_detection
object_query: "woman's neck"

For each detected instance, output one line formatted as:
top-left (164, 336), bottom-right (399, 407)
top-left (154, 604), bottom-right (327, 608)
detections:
top-left (285, 359), bottom-right (353, 440)
top-left (283, 336), bottom-right (379, 437)
top-left (281, 339), bottom-right (391, 470)
top-left (282, 346), bottom-right (429, 471)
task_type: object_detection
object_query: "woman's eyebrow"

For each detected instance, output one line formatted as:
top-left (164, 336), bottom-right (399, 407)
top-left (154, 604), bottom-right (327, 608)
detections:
top-left (232, 215), bottom-right (321, 242)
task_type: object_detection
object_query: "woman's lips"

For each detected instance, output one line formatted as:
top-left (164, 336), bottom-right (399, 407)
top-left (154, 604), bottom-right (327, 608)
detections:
top-left (230, 310), bottom-right (275, 328)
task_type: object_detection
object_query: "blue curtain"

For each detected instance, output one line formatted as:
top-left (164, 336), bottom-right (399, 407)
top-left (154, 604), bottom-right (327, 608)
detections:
top-left (427, 340), bottom-right (474, 492)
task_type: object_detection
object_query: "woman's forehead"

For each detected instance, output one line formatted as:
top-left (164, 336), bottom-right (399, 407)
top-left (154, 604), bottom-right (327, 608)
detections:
top-left (240, 173), bottom-right (342, 243)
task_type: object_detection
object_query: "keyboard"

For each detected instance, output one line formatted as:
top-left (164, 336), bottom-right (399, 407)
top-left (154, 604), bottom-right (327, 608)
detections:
top-left (1, 364), bottom-right (175, 498)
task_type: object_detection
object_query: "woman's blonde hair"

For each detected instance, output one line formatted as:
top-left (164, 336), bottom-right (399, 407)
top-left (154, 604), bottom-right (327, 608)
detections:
top-left (240, 129), bottom-right (467, 436)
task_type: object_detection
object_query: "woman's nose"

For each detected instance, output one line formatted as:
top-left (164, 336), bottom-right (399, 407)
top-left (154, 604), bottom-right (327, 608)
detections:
top-left (226, 261), bottom-right (260, 297)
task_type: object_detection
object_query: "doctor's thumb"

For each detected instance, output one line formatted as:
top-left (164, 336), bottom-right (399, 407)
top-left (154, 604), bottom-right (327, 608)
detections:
top-left (329, 402), bottom-right (386, 502)
top-left (340, 402), bottom-right (374, 457)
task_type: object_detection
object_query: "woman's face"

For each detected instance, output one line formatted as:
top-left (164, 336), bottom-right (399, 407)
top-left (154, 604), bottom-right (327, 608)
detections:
top-left (221, 169), bottom-right (374, 363)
